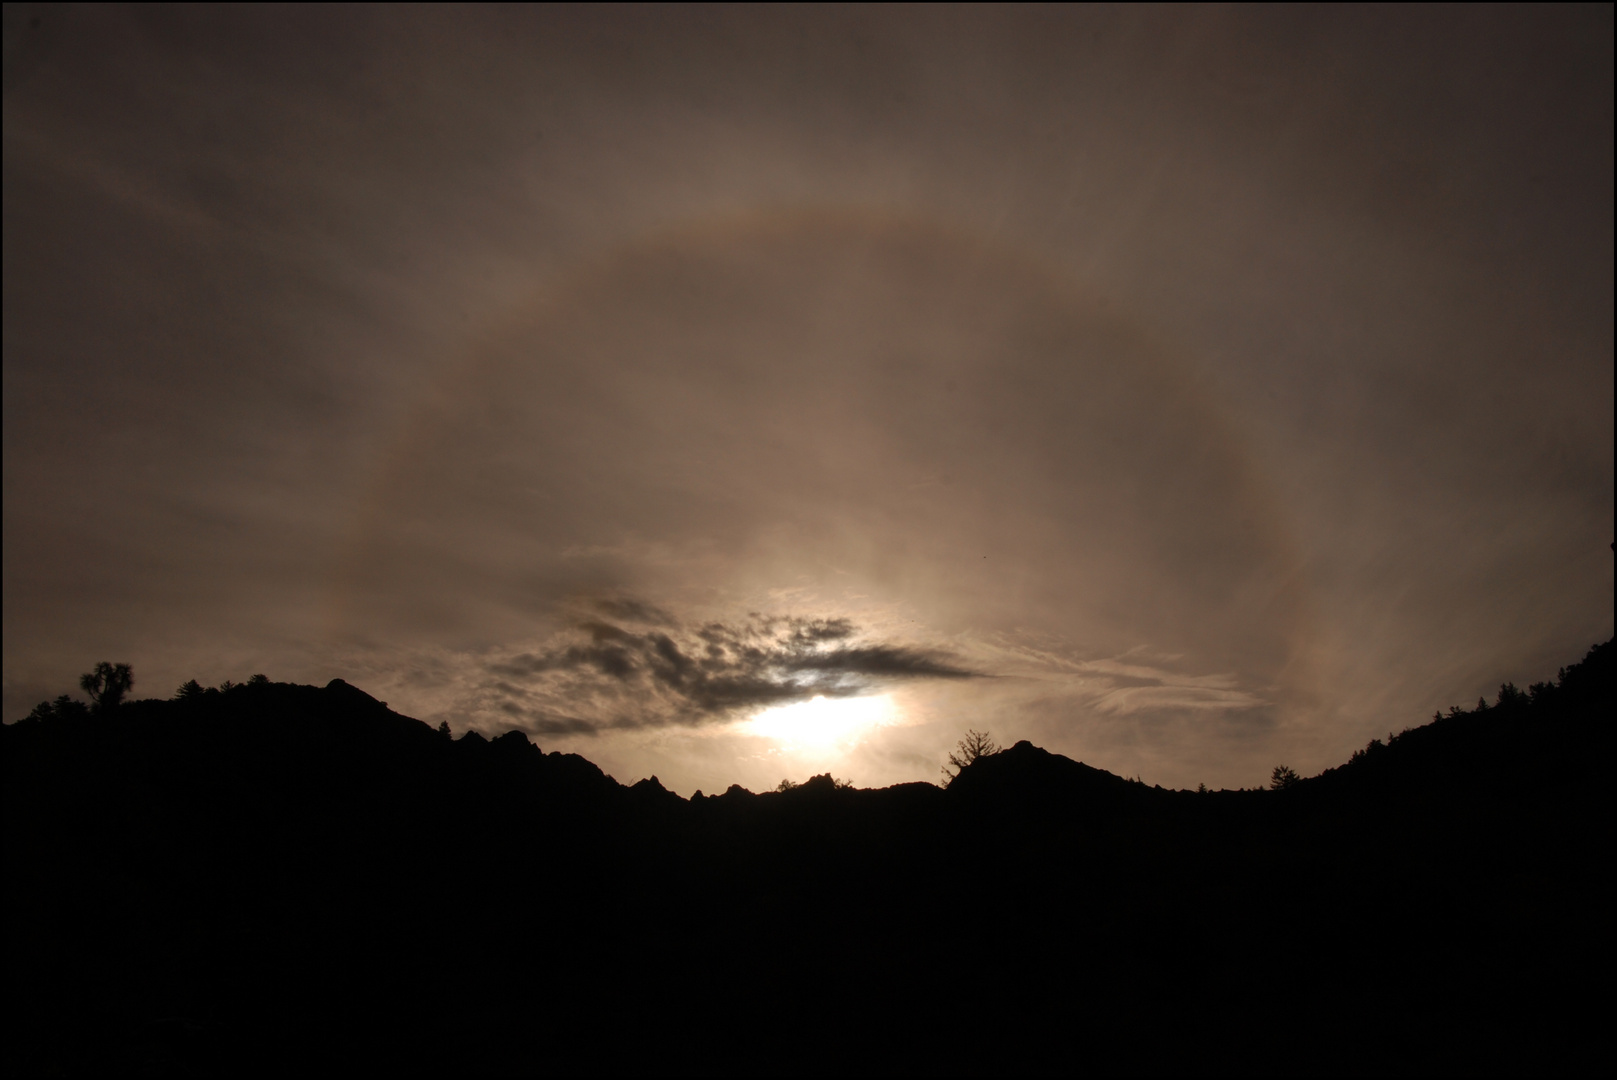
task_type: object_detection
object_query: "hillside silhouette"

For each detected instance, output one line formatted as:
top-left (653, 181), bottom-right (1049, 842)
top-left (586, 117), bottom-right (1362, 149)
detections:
top-left (6, 641), bottom-right (1612, 1075)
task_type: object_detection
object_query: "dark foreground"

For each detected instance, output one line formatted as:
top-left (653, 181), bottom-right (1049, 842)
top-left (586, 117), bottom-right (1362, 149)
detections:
top-left (6, 641), bottom-right (1612, 1075)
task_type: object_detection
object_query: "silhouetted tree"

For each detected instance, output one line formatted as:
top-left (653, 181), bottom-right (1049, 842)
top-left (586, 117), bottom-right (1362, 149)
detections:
top-left (248, 673), bottom-right (269, 687)
top-left (1349, 737), bottom-right (1386, 764)
top-left (23, 694), bottom-right (90, 723)
top-left (1270, 765), bottom-right (1300, 790)
top-left (176, 680), bottom-right (205, 700)
top-left (79, 662), bottom-right (132, 714)
top-left (437, 720), bottom-right (452, 739)
top-left (776, 774), bottom-right (854, 792)
top-left (942, 728), bottom-right (1001, 785)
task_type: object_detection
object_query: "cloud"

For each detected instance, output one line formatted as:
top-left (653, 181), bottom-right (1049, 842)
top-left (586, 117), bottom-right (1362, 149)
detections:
top-left (590, 598), bottom-right (676, 626)
top-left (482, 611), bottom-right (979, 734)
top-left (1088, 684), bottom-right (1266, 715)
top-left (777, 644), bottom-right (975, 680)
top-left (515, 711), bottom-right (617, 737)
top-left (1061, 658), bottom-right (1261, 713)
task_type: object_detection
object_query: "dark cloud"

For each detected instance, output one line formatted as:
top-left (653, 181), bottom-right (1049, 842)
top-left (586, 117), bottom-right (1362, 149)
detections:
top-left (777, 645), bottom-right (977, 680)
top-left (512, 711), bottom-right (607, 738)
top-left (591, 598), bottom-right (676, 626)
top-left (486, 615), bottom-right (978, 732)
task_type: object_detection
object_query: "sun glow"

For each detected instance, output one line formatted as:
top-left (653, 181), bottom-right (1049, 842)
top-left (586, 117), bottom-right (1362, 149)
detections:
top-left (738, 693), bottom-right (898, 748)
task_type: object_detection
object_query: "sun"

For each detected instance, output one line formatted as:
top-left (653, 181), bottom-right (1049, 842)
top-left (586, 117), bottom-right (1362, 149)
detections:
top-left (738, 693), bottom-right (898, 748)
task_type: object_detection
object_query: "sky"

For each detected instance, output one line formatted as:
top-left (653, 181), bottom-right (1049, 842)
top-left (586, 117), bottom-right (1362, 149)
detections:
top-left (4, 5), bottom-right (1611, 795)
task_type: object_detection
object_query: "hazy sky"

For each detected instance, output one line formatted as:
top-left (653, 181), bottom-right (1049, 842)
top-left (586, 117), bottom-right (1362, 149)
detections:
top-left (4, 5), bottom-right (1611, 794)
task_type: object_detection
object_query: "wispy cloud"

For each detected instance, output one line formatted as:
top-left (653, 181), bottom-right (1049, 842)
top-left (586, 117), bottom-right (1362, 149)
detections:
top-left (482, 611), bottom-right (979, 735)
top-left (590, 598), bottom-right (677, 626)
top-left (957, 633), bottom-right (1267, 719)
top-left (1069, 658), bottom-right (1260, 712)
top-left (1087, 683), bottom-right (1265, 715)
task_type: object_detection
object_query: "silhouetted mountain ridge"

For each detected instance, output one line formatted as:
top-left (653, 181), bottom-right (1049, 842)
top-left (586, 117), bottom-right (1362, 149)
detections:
top-left (950, 738), bottom-right (1148, 804)
top-left (5, 641), bottom-right (1611, 1075)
